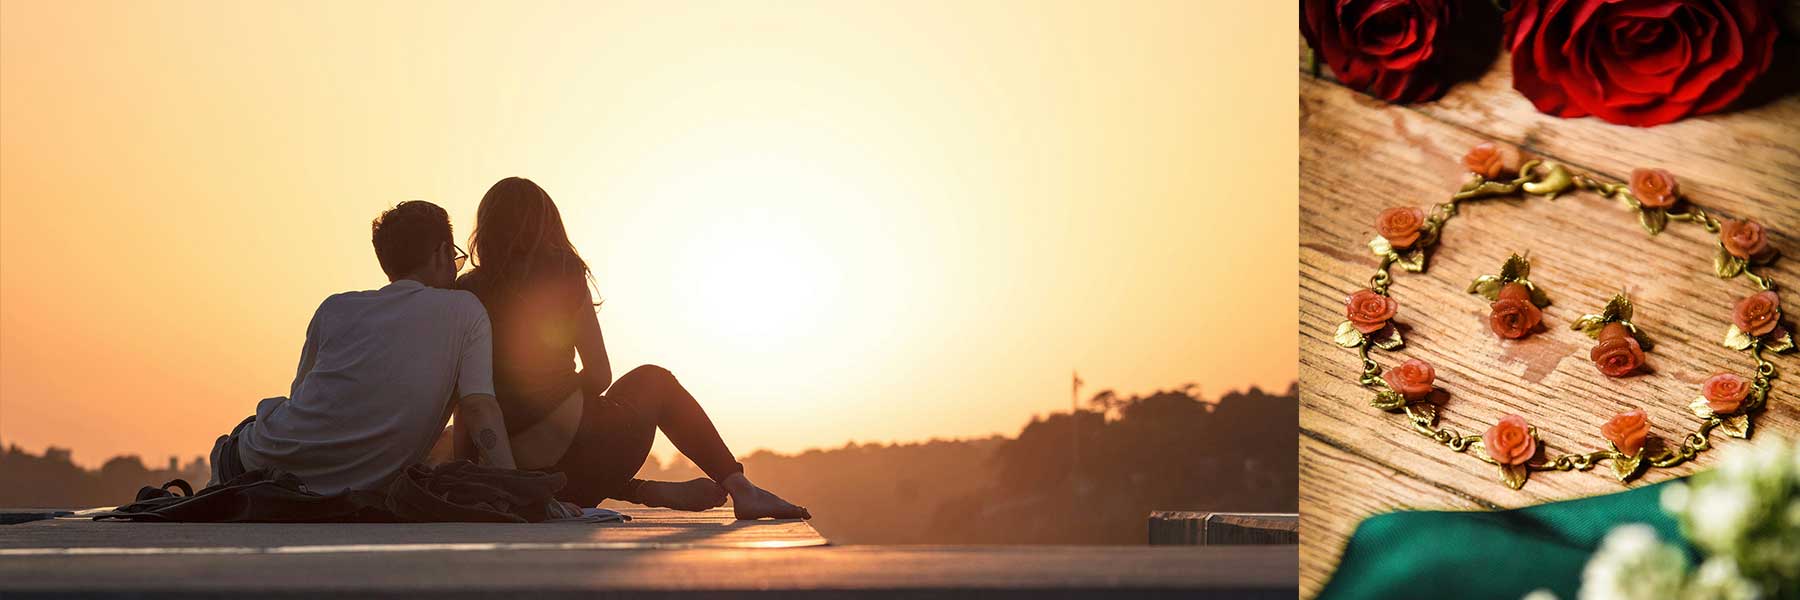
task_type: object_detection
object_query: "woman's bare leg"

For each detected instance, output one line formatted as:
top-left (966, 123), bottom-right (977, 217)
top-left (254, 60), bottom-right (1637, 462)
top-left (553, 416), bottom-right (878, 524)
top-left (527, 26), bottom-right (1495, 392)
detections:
top-left (553, 365), bottom-right (809, 518)
top-left (720, 472), bottom-right (811, 520)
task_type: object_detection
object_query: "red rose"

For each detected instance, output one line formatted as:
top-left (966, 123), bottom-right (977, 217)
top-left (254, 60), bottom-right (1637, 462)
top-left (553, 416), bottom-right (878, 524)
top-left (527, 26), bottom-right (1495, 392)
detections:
top-left (1376, 207), bottom-right (1427, 249)
top-left (1484, 415), bottom-right (1537, 466)
top-left (1382, 358), bottom-right (1437, 402)
top-left (1733, 290), bottom-right (1782, 337)
top-left (1346, 289), bottom-right (1399, 334)
top-left (1301, 0), bottom-right (1496, 103)
top-left (1590, 323), bottom-right (1646, 378)
top-left (1601, 409), bottom-right (1650, 456)
top-left (1489, 283), bottom-right (1543, 339)
top-left (1719, 219), bottom-right (1774, 261)
top-left (1701, 373), bottom-right (1753, 414)
top-left (1629, 168), bottom-right (1680, 209)
top-left (1505, 0), bottom-right (1780, 127)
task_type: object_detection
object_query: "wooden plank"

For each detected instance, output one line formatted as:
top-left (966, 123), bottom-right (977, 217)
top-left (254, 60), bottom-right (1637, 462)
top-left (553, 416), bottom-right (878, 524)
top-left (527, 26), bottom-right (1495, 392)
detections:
top-left (0, 508), bottom-right (826, 551)
top-left (1297, 434), bottom-right (1494, 598)
top-left (1147, 511), bottom-right (1203, 545)
top-left (0, 545), bottom-right (1298, 598)
top-left (1299, 38), bottom-right (1800, 229)
top-left (1299, 44), bottom-right (1800, 598)
top-left (1148, 512), bottom-right (1298, 546)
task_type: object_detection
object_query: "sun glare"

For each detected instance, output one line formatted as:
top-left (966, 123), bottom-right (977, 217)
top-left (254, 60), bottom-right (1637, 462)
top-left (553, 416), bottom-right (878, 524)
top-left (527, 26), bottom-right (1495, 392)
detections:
top-left (673, 215), bottom-right (840, 346)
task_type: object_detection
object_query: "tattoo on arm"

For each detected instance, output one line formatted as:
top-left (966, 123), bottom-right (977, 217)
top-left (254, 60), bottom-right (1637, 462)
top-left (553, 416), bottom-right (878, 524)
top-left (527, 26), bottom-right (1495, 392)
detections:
top-left (479, 428), bottom-right (499, 450)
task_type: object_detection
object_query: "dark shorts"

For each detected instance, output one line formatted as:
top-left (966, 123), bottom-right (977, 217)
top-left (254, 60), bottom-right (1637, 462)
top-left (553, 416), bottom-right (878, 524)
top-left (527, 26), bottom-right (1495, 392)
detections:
top-left (547, 365), bottom-right (743, 507)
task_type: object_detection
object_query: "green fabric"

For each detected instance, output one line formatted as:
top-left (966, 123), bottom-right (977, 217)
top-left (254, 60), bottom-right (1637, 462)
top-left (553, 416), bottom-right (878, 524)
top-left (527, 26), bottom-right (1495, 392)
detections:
top-left (1317, 478), bottom-right (1697, 600)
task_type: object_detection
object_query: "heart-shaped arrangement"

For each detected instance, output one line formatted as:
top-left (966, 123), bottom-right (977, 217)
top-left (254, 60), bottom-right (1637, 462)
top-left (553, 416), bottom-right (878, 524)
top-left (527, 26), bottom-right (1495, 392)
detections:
top-left (1332, 144), bottom-right (1791, 490)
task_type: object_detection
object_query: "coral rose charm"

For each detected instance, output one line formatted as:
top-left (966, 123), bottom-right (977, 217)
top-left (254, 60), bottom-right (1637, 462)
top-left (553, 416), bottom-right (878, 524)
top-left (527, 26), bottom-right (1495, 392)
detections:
top-left (1462, 142), bottom-right (1520, 180)
top-left (1590, 323), bottom-right (1647, 378)
top-left (1573, 295), bottom-right (1647, 378)
top-left (1469, 253), bottom-right (1551, 339)
top-left (1335, 289), bottom-right (1404, 350)
top-left (1690, 373), bottom-right (1761, 440)
top-left (1724, 291), bottom-right (1795, 353)
top-left (1373, 358), bottom-right (1435, 409)
top-left (1626, 168), bottom-right (1680, 234)
top-left (1600, 409), bottom-right (1649, 482)
top-left (1720, 289), bottom-right (1792, 350)
top-left (1483, 415), bottom-right (1539, 489)
top-left (1715, 219), bottom-right (1778, 278)
top-left (1489, 284), bottom-right (1543, 339)
top-left (1375, 207), bottom-right (1426, 250)
top-left (1701, 373), bottom-right (1753, 415)
top-left (1628, 169), bottom-right (1679, 209)
top-left (1369, 206), bottom-right (1436, 273)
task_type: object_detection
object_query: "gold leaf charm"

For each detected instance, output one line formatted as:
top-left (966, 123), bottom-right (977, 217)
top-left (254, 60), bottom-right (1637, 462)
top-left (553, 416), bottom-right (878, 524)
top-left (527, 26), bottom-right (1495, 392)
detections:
top-left (1714, 245), bottom-right (1746, 278)
top-left (1717, 414), bottom-right (1752, 439)
top-left (1372, 327), bottom-right (1405, 351)
top-left (1572, 314), bottom-right (1608, 338)
top-left (1334, 321), bottom-right (1364, 348)
top-left (1472, 254), bottom-right (1552, 309)
top-left (1370, 390), bottom-right (1406, 411)
top-left (1394, 248), bottom-right (1427, 273)
top-left (1765, 331), bottom-right (1796, 353)
top-left (1601, 294), bottom-right (1634, 322)
top-left (1499, 463), bottom-right (1529, 490)
top-left (1638, 208), bottom-right (1668, 236)
top-left (1609, 449), bottom-right (1643, 483)
top-left (1499, 254), bottom-right (1531, 281)
top-left (1407, 403), bottom-right (1438, 427)
top-left (1468, 275), bottom-right (1504, 301)
top-left (1723, 325), bottom-right (1755, 351)
top-left (1689, 397), bottom-right (1715, 420)
top-left (1369, 236), bottom-right (1393, 258)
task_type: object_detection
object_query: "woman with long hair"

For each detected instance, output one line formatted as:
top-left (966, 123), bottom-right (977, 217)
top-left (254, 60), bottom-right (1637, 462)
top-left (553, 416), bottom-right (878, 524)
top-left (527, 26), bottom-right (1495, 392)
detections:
top-left (453, 177), bottom-right (808, 519)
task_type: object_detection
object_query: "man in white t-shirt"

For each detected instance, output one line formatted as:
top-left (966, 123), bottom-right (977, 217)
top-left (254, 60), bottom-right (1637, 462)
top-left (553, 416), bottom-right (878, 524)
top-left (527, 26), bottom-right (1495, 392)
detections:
top-left (207, 200), bottom-right (518, 494)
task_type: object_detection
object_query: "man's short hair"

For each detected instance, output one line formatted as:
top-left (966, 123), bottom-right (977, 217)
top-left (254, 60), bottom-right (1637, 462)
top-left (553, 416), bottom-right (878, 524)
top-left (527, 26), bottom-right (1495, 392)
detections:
top-left (371, 200), bottom-right (453, 280)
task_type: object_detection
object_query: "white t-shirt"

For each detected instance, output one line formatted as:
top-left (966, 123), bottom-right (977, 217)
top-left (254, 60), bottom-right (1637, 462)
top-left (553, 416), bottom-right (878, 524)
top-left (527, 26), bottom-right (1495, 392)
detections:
top-left (237, 279), bottom-right (494, 494)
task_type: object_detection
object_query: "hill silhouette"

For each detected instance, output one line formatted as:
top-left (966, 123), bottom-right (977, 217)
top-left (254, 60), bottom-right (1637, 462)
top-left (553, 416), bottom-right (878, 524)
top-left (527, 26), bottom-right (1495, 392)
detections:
top-left (1, 382), bottom-right (1296, 544)
top-left (626, 383), bottom-right (1299, 544)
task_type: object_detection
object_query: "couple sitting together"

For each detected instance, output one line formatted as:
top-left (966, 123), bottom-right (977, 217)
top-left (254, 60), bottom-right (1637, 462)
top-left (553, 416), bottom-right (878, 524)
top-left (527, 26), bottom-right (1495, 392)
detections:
top-left (206, 177), bottom-right (808, 520)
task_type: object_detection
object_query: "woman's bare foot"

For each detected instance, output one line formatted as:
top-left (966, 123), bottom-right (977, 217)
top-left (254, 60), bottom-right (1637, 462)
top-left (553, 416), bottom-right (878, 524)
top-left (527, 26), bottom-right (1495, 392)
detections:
top-left (634, 478), bottom-right (727, 512)
top-left (720, 473), bottom-right (811, 520)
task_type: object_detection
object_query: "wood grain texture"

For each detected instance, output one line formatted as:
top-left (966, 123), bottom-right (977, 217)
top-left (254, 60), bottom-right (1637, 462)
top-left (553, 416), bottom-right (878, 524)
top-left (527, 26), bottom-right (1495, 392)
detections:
top-left (1298, 43), bottom-right (1800, 598)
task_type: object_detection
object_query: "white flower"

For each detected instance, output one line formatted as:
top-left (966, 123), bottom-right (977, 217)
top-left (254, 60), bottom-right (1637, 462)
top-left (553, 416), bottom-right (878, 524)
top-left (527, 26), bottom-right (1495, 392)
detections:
top-left (1520, 589), bottom-right (1560, 600)
top-left (1666, 434), bottom-right (1799, 592)
top-left (1683, 557), bottom-right (1761, 600)
top-left (1579, 524), bottom-right (1689, 600)
top-left (1687, 482), bottom-right (1755, 551)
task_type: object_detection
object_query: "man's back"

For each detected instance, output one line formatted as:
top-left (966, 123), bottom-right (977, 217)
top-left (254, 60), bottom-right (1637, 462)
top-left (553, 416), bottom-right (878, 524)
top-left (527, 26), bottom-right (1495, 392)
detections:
top-left (237, 279), bottom-right (493, 494)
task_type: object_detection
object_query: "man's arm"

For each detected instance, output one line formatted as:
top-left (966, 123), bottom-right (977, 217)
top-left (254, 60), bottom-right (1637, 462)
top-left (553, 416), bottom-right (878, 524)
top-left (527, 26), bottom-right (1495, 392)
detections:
top-left (456, 393), bottom-right (516, 470)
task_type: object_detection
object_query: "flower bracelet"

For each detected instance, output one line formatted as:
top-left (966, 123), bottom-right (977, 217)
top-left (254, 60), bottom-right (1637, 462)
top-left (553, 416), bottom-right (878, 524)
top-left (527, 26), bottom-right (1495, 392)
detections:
top-left (1334, 143), bottom-right (1791, 490)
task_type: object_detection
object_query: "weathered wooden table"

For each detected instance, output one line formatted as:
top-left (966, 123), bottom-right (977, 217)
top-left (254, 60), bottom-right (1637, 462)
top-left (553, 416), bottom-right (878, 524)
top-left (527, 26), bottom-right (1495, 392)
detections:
top-left (1297, 42), bottom-right (1800, 597)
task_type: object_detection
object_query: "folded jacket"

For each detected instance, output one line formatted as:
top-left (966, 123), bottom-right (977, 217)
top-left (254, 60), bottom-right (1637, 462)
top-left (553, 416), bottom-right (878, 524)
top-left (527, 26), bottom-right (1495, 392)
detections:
top-left (92, 460), bottom-right (571, 524)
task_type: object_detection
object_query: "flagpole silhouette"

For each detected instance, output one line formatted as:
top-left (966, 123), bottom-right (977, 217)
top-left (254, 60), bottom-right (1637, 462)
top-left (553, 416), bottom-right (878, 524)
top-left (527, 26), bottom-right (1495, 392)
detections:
top-left (1072, 370), bottom-right (1083, 508)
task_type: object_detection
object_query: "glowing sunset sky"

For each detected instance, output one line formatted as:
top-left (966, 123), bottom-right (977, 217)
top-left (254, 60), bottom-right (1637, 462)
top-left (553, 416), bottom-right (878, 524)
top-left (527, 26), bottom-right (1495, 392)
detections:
top-left (0, 1), bottom-right (1297, 467)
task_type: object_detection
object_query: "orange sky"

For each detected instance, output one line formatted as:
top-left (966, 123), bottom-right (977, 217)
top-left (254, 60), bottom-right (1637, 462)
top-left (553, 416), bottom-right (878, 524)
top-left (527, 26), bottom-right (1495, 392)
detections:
top-left (0, 1), bottom-right (1298, 468)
